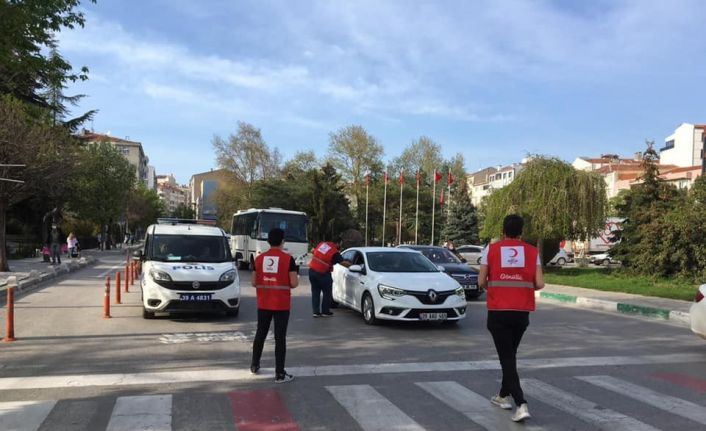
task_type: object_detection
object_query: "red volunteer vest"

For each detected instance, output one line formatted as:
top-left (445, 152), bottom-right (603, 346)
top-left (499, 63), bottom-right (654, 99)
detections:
top-left (254, 248), bottom-right (292, 311)
top-left (309, 241), bottom-right (338, 273)
top-left (486, 239), bottom-right (538, 312)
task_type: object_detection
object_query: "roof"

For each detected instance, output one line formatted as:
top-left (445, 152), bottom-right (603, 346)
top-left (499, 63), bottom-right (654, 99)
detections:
top-left (77, 132), bottom-right (142, 146)
top-left (467, 167), bottom-right (497, 184)
top-left (346, 247), bottom-right (416, 253)
top-left (580, 156), bottom-right (641, 165)
top-left (661, 165), bottom-right (702, 174)
top-left (150, 224), bottom-right (226, 236)
top-left (233, 208), bottom-right (307, 216)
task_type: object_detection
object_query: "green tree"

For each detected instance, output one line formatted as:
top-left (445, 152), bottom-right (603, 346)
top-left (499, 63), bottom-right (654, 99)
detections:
top-left (481, 156), bottom-right (607, 262)
top-left (391, 136), bottom-right (444, 179)
top-left (442, 181), bottom-right (479, 245)
top-left (127, 184), bottom-right (165, 232)
top-left (69, 142), bottom-right (135, 250)
top-left (171, 203), bottom-right (195, 219)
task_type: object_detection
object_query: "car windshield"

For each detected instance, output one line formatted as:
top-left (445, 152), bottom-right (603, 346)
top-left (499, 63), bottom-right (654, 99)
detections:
top-left (258, 213), bottom-right (307, 243)
top-left (150, 234), bottom-right (230, 262)
top-left (417, 248), bottom-right (463, 264)
top-left (366, 251), bottom-right (440, 273)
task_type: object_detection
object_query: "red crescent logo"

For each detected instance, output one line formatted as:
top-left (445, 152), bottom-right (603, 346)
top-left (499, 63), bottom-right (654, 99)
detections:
top-left (509, 248), bottom-right (519, 258)
top-left (266, 258), bottom-right (275, 267)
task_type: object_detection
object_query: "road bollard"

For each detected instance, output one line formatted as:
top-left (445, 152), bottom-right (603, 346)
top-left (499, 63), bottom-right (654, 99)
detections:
top-left (115, 271), bottom-right (122, 304)
top-left (104, 276), bottom-right (111, 319)
top-left (3, 276), bottom-right (17, 342)
top-left (124, 265), bottom-right (129, 293)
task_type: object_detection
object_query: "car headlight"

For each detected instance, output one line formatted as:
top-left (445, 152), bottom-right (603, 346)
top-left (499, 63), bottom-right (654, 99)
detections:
top-left (149, 269), bottom-right (172, 282)
top-left (455, 286), bottom-right (465, 298)
top-left (378, 284), bottom-right (405, 300)
top-left (220, 269), bottom-right (237, 283)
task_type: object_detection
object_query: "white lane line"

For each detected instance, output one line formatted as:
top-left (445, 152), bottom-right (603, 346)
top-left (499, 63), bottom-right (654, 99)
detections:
top-left (106, 395), bottom-right (172, 431)
top-left (96, 263), bottom-right (127, 278)
top-left (577, 375), bottom-right (706, 425)
top-left (0, 353), bottom-right (702, 391)
top-left (0, 400), bottom-right (56, 431)
top-left (326, 385), bottom-right (426, 431)
top-left (522, 379), bottom-right (661, 431)
top-left (416, 381), bottom-right (545, 431)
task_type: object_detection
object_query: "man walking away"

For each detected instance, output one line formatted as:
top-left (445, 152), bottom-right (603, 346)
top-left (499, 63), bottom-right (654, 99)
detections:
top-left (49, 224), bottom-right (64, 265)
top-left (478, 214), bottom-right (544, 422)
top-left (308, 237), bottom-right (350, 317)
top-left (250, 228), bottom-right (299, 383)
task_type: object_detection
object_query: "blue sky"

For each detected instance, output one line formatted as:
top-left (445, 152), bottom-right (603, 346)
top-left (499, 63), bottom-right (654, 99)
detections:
top-left (59, 0), bottom-right (706, 184)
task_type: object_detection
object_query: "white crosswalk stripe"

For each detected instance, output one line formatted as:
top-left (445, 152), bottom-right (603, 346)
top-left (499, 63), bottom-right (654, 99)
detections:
top-left (106, 395), bottom-right (172, 431)
top-left (522, 378), bottom-right (661, 431)
top-left (326, 384), bottom-right (426, 431)
top-left (0, 400), bottom-right (56, 431)
top-left (577, 375), bottom-right (706, 425)
top-left (416, 381), bottom-right (546, 431)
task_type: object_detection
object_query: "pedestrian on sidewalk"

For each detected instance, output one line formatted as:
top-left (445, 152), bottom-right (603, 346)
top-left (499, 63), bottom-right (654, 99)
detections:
top-left (308, 236), bottom-right (351, 317)
top-left (67, 232), bottom-right (78, 258)
top-left (250, 228), bottom-right (299, 383)
top-left (48, 224), bottom-right (65, 265)
top-left (478, 214), bottom-right (544, 423)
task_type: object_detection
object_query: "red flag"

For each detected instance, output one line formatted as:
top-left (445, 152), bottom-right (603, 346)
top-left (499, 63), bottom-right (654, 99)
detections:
top-left (434, 170), bottom-right (442, 183)
top-left (384, 171), bottom-right (389, 185)
top-left (399, 169), bottom-right (405, 185)
top-left (447, 171), bottom-right (454, 186)
top-left (416, 170), bottom-right (421, 186)
top-left (439, 189), bottom-right (445, 206)
top-left (364, 171), bottom-right (371, 186)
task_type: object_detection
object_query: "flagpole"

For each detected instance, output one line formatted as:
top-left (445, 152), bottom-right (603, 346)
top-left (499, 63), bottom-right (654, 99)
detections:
top-left (398, 171), bottom-right (403, 245)
top-left (365, 178), bottom-right (369, 246)
top-left (431, 170), bottom-right (436, 246)
top-left (382, 172), bottom-right (387, 247)
top-left (415, 171), bottom-right (419, 244)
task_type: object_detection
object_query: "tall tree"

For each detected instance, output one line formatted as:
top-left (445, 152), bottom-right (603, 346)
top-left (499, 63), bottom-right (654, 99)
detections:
top-left (326, 125), bottom-right (384, 211)
top-left (391, 136), bottom-right (443, 180)
top-left (42, 47), bottom-right (96, 131)
top-left (481, 156), bottom-right (607, 261)
top-left (442, 181), bottom-right (479, 245)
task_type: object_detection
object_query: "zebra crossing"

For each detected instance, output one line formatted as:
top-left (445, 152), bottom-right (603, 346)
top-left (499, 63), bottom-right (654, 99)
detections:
top-left (1, 373), bottom-right (704, 430)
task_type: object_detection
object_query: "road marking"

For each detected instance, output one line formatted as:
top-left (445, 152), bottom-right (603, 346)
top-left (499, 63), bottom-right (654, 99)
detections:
top-left (651, 372), bottom-right (706, 392)
top-left (416, 381), bottom-right (545, 430)
top-left (0, 400), bottom-right (56, 431)
top-left (522, 379), bottom-right (660, 431)
top-left (97, 263), bottom-right (127, 279)
top-left (158, 330), bottom-right (273, 344)
top-left (229, 389), bottom-right (299, 431)
top-left (578, 375), bottom-right (706, 425)
top-left (0, 353), bottom-right (702, 390)
top-left (106, 395), bottom-right (171, 431)
top-left (326, 384), bottom-right (426, 431)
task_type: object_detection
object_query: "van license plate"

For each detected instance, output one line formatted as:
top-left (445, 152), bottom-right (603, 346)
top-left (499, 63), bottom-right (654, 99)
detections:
top-left (180, 293), bottom-right (212, 301)
top-left (419, 312), bottom-right (447, 321)
top-left (465, 284), bottom-right (478, 290)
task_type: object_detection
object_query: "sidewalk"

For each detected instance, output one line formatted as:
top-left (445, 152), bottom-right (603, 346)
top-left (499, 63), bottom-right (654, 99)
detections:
top-left (538, 283), bottom-right (693, 327)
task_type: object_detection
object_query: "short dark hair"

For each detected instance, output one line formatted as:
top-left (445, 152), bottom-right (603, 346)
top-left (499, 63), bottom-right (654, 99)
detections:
top-left (267, 228), bottom-right (285, 246)
top-left (503, 214), bottom-right (524, 238)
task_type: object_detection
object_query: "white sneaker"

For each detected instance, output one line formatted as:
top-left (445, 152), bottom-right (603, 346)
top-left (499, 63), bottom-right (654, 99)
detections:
top-left (490, 395), bottom-right (512, 410)
top-left (512, 403), bottom-right (531, 422)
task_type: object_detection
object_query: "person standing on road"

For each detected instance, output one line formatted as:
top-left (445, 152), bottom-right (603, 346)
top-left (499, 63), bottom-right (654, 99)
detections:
top-left (250, 228), bottom-right (299, 383)
top-left (308, 237), bottom-right (351, 317)
top-left (478, 214), bottom-right (544, 423)
top-left (49, 224), bottom-right (65, 265)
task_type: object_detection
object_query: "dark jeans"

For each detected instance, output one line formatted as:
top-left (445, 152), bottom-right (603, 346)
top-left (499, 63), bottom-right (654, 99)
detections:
top-left (309, 269), bottom-right (333, 314)
top-left (251, 309), bottom-right (290, 375)
top-left (50, 243), bottom-right (61, 264)
top-left (487, 310), bottom-right (530, 406)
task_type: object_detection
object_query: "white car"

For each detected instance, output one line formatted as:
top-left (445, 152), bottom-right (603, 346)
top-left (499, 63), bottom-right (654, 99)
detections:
top-left (589, 252), bottom-right (613, 266)
top-left (456, 245), bottom-right (484, 265)
top-left (690, 284), bottom-right (706, 339)
top-left (549, 249), bottom-right (571, 266)
top-left (332, 247), bottom-right (467, 324)
top-left (135, 220), bottom-right (240, 319)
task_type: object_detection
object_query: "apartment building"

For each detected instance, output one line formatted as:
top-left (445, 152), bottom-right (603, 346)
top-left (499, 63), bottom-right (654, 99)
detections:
top-left (78, 131), bottom-right (151, 186)
top-left (156, 174), bottom-right (188, 215)
top-left (660, 123), bottom-right (706, 168)
top-left (188, 169), bottom-right (230, 221)
top-left (466, 163), bottom-right (523, 206)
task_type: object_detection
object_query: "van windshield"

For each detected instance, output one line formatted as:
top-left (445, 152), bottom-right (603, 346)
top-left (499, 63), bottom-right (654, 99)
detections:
top-left (150, 234), bottom-right (231, 262)
top-left (258, 213), bottom-right (307, 243)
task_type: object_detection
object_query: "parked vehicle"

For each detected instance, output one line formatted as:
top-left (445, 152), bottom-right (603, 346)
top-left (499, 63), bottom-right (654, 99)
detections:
top-left (331, 247), bottom-right (467, 324)
top-left (549, 249), bottom-right (572, 266)
top-left (589, 252), bottom-right (613, 266)
top-left (690, 284), bottom-right (706, 339)
top-left (456, 244), bottom-right (485, 265)
top-left (398, 245), bottom-right (481, 299)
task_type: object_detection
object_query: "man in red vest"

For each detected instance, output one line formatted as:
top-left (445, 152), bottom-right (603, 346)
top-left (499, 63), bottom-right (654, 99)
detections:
top-left (478, 214), bottom-right (544, 422)
top-left (308, 237), bottom-right (350, 317)
top-left (250, 228), bottom-right (299, 383)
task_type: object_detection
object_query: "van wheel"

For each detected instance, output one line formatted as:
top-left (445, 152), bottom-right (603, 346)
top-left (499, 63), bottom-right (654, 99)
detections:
top-left (362, 293), bottom-right (378, 325)
top-left (142, 308), bottom-right (155, 319)
top-left (248, 257), bottom-right (255, 271)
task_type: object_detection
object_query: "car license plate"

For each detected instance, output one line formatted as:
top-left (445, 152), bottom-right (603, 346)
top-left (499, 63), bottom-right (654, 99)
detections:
top-left (179, 293), bottom-right (212, 301)
top-left (419, 312), bottom-right (447, 321)
top-left (465, 284), bottom-right (478, 290)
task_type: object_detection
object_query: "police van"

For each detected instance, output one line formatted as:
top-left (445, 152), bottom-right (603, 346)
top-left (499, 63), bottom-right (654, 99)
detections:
top-left (134, 219), bottom-right (240, 319)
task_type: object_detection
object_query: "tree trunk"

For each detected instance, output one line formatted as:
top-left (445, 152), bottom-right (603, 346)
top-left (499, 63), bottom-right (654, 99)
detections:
top-left (0, 197), bottom-right (9, 271)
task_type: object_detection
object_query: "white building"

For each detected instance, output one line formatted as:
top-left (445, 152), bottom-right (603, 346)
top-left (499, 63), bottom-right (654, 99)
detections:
top-left (146, 165), bottom-right (157, 190)
top-left (660, 123), bottom-right (705, 168)
top-left (156, 174), bottom-right (188, 215)
top-left (466, 163), bottom-right (523, 206)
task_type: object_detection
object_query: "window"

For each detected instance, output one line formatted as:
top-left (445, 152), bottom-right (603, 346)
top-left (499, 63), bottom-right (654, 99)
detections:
top-left (150, 234), bottom-right (230, 262)
top-left (365, 252), bottom-right (439, 273)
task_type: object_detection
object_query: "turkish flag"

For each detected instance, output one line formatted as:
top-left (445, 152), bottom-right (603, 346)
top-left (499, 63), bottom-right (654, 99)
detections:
top-left (439, 189), bottom-right (445, 206)
top-left (434, 170), bottom-right (442, 183)
top-left (447, 171), bottom-right (454, 186)
top-left (384, 171), bottom-right (389, 185)
top-left (399, 170), bottom-right (405, 185)
top-left (416, 170), bottom-right (421, 186)
top-left (364, 172), bottom-right (370, 186)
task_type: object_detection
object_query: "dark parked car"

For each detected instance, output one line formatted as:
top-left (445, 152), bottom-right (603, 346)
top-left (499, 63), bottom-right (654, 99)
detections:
top-left (397, 245), bottom-right (482, 299)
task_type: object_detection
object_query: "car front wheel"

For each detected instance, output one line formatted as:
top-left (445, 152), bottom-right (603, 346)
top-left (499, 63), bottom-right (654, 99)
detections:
top-left (362, 293), bottom-right (378, 325)
top-left (557, 257), bottom-right (566, 266)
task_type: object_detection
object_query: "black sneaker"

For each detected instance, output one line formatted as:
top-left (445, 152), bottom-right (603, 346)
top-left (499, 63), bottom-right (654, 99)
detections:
top-left (321, 312), bottom-right (334, 317)
top-left (250, 365), bottom-right (260, 375)
top-left (275, 372), bottom-right (294, 383)
top-left (313, 313), bottom-right (322, 318)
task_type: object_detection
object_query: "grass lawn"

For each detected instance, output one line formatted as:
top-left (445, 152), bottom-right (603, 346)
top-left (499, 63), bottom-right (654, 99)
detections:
top-left (544, 267), bottom-right (699, 301)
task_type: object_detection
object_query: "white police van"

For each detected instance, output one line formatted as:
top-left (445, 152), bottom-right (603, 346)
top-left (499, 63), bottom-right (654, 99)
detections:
top-left (134, 219), bottom-right (240, 319)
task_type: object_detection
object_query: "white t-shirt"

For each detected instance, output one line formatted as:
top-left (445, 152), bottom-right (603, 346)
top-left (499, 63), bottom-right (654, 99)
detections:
top-left (479, 245), bottom-right (541, 266)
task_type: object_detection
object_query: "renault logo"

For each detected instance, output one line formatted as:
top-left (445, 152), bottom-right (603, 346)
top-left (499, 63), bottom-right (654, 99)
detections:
top-left (428, 289), bottom-right (438, 303)
top-left (192, 281), bottom-right (200, 290)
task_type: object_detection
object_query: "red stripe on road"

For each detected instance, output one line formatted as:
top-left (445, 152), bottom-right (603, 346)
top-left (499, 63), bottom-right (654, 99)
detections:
top-left (651, 372), bottom-right (706, 392)
top-left (229, 389), bottom-right (300, 431)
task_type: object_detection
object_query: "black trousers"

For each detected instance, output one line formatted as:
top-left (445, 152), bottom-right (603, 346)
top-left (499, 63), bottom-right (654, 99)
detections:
top-left (251, 309), bottom-right (290, 375)
top-left (487, 310), bottom-right (530, 406)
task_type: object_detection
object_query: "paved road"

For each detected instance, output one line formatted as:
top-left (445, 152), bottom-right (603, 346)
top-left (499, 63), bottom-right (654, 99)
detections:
top-left (1, 252), bottom-right (705, 430)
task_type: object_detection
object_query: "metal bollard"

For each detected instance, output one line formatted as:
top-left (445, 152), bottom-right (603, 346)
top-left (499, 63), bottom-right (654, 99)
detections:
top-left (3, 276), bottom-right (17, 341)
top-left (115, 271), bottom-right (122, 304)
top-left (104, 276), bottom-right (111, 319)
top-left (124, 265), bottom-right (129, 293)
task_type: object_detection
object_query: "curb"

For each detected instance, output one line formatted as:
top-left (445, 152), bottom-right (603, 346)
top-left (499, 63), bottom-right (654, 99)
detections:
top-left (536, 291), bottom-right (690, 327)
top-left (0, 256), bottom-right (98, 302)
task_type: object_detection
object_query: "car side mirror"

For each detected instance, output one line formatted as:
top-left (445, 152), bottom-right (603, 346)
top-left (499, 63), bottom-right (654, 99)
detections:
top-left (132, 249), bottom-right (144, 261)
top-left (349, 264), bottom-right (364, 274)
top-left (437, 265), bottom-right (446, 272)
